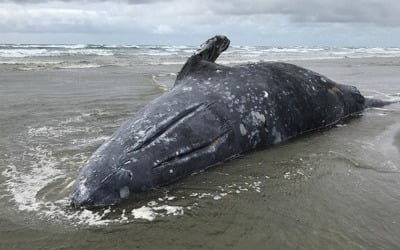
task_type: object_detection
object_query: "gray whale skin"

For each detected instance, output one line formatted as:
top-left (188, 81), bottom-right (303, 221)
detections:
top-left (70, 35), bottom-right (384, 208)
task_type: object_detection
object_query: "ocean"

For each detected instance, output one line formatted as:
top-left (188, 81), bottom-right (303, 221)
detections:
top-left (0, 44), bottom-right (400, 249)
top-left (1, 44), bottom-right (400, 70)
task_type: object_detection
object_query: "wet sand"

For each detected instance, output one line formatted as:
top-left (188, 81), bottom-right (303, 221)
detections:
top-left (0, 56), bottom-right (399, 250)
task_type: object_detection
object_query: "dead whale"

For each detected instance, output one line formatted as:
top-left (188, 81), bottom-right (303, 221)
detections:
top-left (70, 35), bottom-right (390, 208)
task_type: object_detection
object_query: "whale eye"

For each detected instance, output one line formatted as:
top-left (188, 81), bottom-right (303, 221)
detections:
top-left (120, 186), bottom-right (130, 199)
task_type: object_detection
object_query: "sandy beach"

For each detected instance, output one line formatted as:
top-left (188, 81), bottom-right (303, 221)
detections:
top-left (0, 55), bottom-right (399, 249)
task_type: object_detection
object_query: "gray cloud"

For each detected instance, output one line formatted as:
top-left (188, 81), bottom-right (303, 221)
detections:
top-left (1, 0), bottom-right (399, 26)
top-left (209, 0), bottom-right (400, 26)
top-left (0, 0), bottom-right (399, 45)
top-left (0, 0), bottom-right (165, 3)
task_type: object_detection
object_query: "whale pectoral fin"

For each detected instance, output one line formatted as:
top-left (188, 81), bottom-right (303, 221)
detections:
top-left (175, 35), bottom-right (230, 83)
top-left (196, 35), bottom-right (230, 62)
top-left (176, 55), bottom-right (202, 82)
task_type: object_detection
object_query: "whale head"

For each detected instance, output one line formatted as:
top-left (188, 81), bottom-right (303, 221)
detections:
top-left (70, 138), bottom-right (154, 208)
top-left (70, 99), bottom-right (233, 208)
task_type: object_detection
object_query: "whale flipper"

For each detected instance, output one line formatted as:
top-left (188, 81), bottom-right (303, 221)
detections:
top-left (196, 35), bottom-right (230, 62)
top-left (176, 35), bottom-right (230, 82)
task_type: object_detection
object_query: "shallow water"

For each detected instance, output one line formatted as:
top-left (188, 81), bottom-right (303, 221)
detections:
top-left (0, 54), bottom-right (400, 249)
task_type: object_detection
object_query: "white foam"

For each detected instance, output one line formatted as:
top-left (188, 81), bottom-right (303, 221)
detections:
top-left (364, 90), bottom-right (400, 103)
top-left (1, 113), bottom-right (123, 226)
top-left (57, 63), bottom-right (102, 69)
top-left (131, 206), bottom-right (157, 221)
top-left (131, 205), bottom-right (184, 221)
top-left (2, 44), bottom-right (87, 49)
top-left (27, 125), bottom-right (85, 138)
top-left (2, 147), bottom-right (64, 211)
top-left (0, 45), bottom-right (399, 65)
top-left (0, 49), bottom-right (49, 58)
top-left (71, 136), bottom-right (109, 147)
top-left (154, 205), bottom-right (184, 216)
top-left (0, 48), bottom-right (113, 58)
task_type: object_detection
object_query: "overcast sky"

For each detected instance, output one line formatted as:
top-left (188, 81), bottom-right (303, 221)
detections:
top-left (0, 0), bottom-right (399, 46)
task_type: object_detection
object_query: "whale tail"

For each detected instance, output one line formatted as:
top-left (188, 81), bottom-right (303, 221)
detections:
top-left (338, 84), bottom-right (399, 110)
top-left (364, 98), bottom-right (399, 108)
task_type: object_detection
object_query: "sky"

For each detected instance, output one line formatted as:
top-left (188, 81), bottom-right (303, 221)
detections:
top-left (0, 0), bottom-right (400, 46)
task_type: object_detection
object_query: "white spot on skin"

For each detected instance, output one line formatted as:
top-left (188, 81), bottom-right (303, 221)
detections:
top-left (238, 105), bottom-right (245, 113)
top-left (240, 123), bottom-right (247, 136)
top-left (78, 182), bottom-right (88, 197)
top-left (251, 111), bottom-right (266, 124)
top-left (120, 186), bottom-right (130, 199)
top-left (271, 127), bottom-right (282, 144)
top-left (169, 169), bottom-right (174, 174)
top-left (263, 91), bottom-right (269, 98)
top-left (137, 130), bottom-right (146, 137)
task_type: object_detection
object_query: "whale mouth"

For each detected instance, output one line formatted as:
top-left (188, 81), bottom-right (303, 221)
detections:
top-left (70, 186), bottom-right (121, 208)
top-left (70, 175), bottom-right (122, 208)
